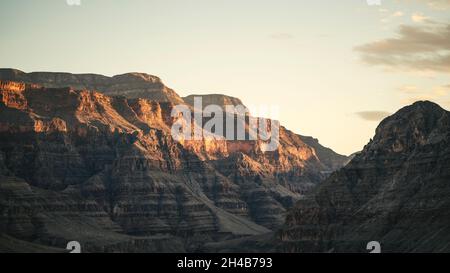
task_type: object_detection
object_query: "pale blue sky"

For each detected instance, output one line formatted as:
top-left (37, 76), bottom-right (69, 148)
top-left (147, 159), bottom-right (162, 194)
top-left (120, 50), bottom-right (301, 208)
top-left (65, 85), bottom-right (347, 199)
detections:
top-left (1, 0), bottom-right (449, 155)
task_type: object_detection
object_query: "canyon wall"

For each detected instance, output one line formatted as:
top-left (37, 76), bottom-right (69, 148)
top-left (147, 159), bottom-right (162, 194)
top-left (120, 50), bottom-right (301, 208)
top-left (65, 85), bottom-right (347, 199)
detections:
top-left (0, 76), bottom-right (348, 252)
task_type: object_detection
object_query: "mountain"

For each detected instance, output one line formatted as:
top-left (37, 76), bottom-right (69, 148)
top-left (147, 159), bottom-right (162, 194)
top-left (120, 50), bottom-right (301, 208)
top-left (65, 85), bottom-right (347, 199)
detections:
top-left (297, 135), bottom-right (349, 171)
top-left (0, 68), bottom-right (184, 104)
top-left (0, 73), bottom-right (348, 252)
top-left (275, 101), bottom-right (450, 252)
top-left (0, 69), bottom-right (347, 170)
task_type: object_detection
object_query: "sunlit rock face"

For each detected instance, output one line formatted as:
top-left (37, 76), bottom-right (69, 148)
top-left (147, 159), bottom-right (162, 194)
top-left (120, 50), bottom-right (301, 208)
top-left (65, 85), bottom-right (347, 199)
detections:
top-left (0, 69), bottom-right (184, 104)
top-left (0, 74), bottom-right (348, 252)
top-left (276, 101), bottom-right (450, 253)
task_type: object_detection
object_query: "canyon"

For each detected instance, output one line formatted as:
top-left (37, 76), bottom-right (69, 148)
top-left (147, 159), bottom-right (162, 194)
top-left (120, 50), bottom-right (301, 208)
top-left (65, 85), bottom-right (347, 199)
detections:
top-left (0, 69), bottom-right (348, 252)
top-left (2, 69), bottom-right (447, 253)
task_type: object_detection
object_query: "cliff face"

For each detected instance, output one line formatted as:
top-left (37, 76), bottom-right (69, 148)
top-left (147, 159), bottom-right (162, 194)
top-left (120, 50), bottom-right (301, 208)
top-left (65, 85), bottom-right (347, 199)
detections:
top-left (0, 77), bottom-right (347, 252)
top-left (0, 69), bottom-right (184, 104)
top-left (0, 69), bottom-right (347, 167)
top-left (277, 101), bottom-right (450, 252)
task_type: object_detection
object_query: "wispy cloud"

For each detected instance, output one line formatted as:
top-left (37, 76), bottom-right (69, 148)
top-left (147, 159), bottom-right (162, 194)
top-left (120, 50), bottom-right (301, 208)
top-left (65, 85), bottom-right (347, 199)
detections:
top-left (397, 84), bottom-right (422, 94)
top-left (393, 11), bottom-right (405, 17)
top-left (269, 33), bottom-right (294, 40)
top-left (411, 13), bottom-right (430, 23)
top-left (354, 22), bottom-right (450, 73)
top-left (355, 111), bottom-right (391, 121)
top-left (379, 10), bottom-right (405, 24)
top-left (432, 84), bottom-right (450, 96)
top-left (399, 0), bottom-right (450, 10)
top-left (398, 84), bottom-right (450, 104)
top-left (417, 0), bottom-right (450, 10)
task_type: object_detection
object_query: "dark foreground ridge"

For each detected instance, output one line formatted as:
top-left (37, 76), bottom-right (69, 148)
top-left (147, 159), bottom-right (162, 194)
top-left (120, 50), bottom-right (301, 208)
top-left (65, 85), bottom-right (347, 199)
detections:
top-left (205, 101), bottom-right (450, 253)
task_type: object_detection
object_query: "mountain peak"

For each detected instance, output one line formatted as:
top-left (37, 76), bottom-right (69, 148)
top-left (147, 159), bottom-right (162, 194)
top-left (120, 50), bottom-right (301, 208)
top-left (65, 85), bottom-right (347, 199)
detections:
top-left (273, 100), bottom-right (450, 253)
top-left (393, 100), bottom-right (445, 118)
top-left (370, 100), bottom-right (449, 153)
top-left (0, 68), bottom-right (183, 103)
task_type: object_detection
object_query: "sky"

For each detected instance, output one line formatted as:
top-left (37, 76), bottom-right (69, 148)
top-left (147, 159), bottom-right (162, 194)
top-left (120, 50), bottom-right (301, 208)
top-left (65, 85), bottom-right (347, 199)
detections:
top-left (0, 0), bottom-right (449, 155)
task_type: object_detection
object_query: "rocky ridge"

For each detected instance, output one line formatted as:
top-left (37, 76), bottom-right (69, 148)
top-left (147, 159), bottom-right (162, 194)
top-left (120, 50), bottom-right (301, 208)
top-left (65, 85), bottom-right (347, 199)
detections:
top-left (276, 101), bottom-right (450, 252)
top-left (0, 68), bottom-right (184, 104)
top-left (0, 71), bottom-right (348, 252)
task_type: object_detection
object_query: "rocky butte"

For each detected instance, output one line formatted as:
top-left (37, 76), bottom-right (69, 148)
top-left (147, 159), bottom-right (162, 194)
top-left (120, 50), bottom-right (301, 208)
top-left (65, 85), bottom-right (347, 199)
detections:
top-left (0, 69), bottom-right (348, 252)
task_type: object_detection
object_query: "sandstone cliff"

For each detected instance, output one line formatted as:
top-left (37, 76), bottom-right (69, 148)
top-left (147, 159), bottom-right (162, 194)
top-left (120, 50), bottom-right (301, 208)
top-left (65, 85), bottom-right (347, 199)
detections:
top-left (0, 77), bottom-right (347, 252)
top-left (0, 69), bottom-right (184, 104)
top-left (0, 69), bottom-right (347, 170)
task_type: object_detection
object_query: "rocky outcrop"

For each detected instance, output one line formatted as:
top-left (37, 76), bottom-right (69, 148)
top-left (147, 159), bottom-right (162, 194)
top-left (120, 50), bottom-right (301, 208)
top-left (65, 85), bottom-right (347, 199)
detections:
top-left (183, 94), bottom-right (245, 109)
top-left (276, 101), bottom-right (450, 252)
top-left (0, 77), bottom-right (347, 252)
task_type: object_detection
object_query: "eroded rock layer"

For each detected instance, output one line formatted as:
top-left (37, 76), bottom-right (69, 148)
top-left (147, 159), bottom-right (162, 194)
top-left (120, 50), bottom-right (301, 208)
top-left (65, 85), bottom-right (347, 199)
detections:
top-left (0, 77), bottom-right (347, 252)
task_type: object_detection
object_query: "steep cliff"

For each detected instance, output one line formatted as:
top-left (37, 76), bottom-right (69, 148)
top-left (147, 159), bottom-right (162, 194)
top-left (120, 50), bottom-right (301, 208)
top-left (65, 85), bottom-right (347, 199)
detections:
top-left (0, 69), bottom-right (348, 171)
top-left (0, 78), bottom-right (347, 252)
top-left (0, 69), bottom-right (184, 104)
